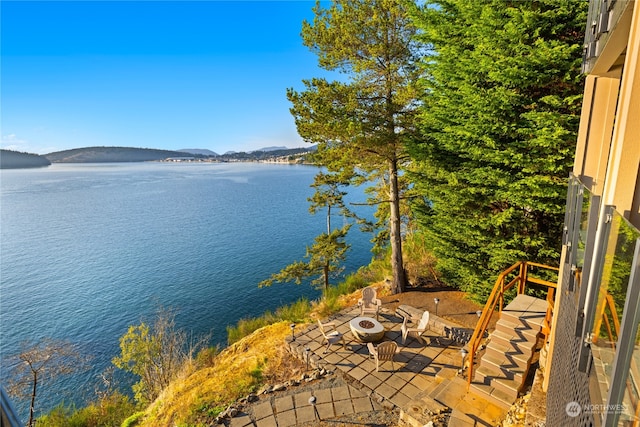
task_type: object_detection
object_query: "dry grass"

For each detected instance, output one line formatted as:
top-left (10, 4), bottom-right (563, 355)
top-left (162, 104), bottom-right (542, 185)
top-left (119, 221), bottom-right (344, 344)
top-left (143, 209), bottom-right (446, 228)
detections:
top-left (138, 321), bottom-right (294, 427)
top-left (135, 282), bottom-right (393, 427)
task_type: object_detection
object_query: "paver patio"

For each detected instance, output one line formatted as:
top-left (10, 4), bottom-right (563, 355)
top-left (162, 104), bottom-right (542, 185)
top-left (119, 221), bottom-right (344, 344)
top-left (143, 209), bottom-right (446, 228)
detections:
top-left (237, 303), bottom-right (509, 426)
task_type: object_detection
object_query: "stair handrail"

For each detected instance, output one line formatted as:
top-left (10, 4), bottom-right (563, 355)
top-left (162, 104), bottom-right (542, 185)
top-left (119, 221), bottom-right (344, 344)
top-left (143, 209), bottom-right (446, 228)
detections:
top-left (592, 293), bottom-right (621, 346)
top-left (466, 261), bottom-right (558, 390)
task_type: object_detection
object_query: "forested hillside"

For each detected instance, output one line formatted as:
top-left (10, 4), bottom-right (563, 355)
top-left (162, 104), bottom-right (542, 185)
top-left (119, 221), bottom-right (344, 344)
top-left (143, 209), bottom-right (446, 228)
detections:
top-left (45, 146), bottom-right (190, 163)
top-left (0, 149), bottom-right (51, 169)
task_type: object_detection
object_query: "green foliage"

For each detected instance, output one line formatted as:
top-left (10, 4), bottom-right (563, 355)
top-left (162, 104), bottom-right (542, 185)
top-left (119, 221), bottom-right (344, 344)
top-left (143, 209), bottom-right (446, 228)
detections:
top-left (408, 0), bottom-right (588, 298)
top-left (402, 232), bottom-right (440, 285)
top-left (112, 309), bottom-right (204, 406)
top-left (602, 214), bottom-right (640, 325)
top-left (260, 170), bottom-right (355, 291)
top-left (322, 273), bottom-right (366, 303)
top-left (276, 298), bottom-right (313, 323)
top-left (190, 401), bottom-right (226, 421)
top-left (288, 0), bottom-right (424, 293)
top-left (226, 298), bottom-right (312, 344)
top-left (194, 346), bottom-right (220, 370)
top-left (259, 225), bottom-right (351, 290)
top-left (35, 392), bottom-right (136, 427)
top-left (227, 317), bottom-right (273, 345)
top-left (341, 271), bottom-right (369, 293)
top-left (319, 271), bottom-right (372, 316)
top-left (121, 411), bottom-right (146, 427)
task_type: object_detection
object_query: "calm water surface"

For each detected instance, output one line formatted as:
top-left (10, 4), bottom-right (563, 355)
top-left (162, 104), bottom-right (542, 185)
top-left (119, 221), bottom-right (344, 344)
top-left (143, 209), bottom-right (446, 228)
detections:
top-left (0, 162), bottom-right (374, 414)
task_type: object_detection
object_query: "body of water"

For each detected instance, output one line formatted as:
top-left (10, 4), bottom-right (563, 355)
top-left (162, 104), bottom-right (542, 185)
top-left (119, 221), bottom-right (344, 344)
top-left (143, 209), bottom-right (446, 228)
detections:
top-left (0, 162), bottom-right (374, 415)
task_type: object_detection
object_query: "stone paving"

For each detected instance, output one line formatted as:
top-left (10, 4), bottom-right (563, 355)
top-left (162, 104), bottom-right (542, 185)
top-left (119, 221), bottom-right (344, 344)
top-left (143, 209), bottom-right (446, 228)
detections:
top-left (232, 382), bottom-right (387, 427)
top-left (229, 304), bottom-right (509, 426)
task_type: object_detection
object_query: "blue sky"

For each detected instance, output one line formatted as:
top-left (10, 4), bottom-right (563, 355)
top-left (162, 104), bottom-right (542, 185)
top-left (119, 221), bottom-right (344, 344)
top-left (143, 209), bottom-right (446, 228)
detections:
top-left (1, 1), bottom-right (333, 155)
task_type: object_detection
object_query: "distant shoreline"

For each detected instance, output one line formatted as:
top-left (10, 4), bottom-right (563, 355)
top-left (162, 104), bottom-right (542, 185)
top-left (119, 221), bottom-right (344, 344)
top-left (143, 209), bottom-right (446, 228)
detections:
top-left (1, 146), bottom-right (316, 168)
top-left (0, 149), bottom-right (51, 169)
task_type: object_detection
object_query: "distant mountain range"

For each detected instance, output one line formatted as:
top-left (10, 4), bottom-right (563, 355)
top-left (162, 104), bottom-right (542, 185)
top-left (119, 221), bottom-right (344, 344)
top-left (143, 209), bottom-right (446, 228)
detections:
top-left (0, 145), bottom-right (317, 169)
top-left (179, 148), bottom-right (219, 156)
top-left (253, 146), bottom-right (288, 152)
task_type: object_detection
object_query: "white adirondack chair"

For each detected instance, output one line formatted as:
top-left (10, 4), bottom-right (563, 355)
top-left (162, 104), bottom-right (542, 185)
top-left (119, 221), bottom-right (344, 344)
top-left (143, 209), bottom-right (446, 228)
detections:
top-left (401, 310), bottom-right (430, 344)
top-left (358, 287), bottom-right (382, 319)
top-left (317, 319), bottom-right (346, 353)
top-left (367, 341), bottom-right (399, 372)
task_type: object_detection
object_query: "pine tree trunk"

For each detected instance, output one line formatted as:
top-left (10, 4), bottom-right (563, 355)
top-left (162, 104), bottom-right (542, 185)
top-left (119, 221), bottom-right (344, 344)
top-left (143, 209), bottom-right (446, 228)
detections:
top-left (323, 264), bottom-right (330, 291)
top-left (324, 203), bottom-right (331, 291)
top-left (389, 159), bottom-right (406, 294)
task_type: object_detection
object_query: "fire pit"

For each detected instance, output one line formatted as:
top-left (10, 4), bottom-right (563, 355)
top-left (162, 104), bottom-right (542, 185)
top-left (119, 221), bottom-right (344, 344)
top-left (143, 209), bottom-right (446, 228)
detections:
top-left (349, 316), bottom-right (385, 342)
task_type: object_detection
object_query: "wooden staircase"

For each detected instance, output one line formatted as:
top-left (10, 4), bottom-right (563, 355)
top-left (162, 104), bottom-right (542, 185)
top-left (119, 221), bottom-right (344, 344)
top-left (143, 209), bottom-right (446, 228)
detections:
top-left (470, 294), bottom-right (547, 408)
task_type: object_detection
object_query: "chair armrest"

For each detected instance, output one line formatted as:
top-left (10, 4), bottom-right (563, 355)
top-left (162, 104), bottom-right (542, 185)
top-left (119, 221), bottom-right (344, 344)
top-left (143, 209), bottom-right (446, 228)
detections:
top-left (367, 342), bottom-right (377, 356)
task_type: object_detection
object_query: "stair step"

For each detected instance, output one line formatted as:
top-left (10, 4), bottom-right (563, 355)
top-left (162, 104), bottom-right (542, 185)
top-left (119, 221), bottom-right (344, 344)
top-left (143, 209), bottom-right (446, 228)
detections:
top-left (448, 409), bottom-right (482, 427)
top-left (500, 295), bottom-right (548, 329)
top-left (484, 342), bottom-right (531, 370)
top-left (474, 367), bottom-right (521, 398)
top-left (469, 381), bottom-right (514, 410)
top-left (500, 310), bottom-right (546, 330)
top-left (495, 319), bottom-right (540, 343)
top-left (490, 375), bottom-right (521, 401)
top-left (489, 329), bottom-right (539, 356)
top-left (504, 294), bottom-right (549, 312)
top-left (476, 354), bottom-right (528, 384)
top-left (470, 294), bottom-right (546, 412)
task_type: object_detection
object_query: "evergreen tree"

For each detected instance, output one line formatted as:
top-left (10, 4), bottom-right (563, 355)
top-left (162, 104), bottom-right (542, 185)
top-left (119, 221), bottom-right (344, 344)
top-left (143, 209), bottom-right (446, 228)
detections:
top-left (260, 171), bottom-right (352, 291)
top-left (287, 0), bottom-right (423, 293)
top-left (409, 0), bottom-right (587, 299)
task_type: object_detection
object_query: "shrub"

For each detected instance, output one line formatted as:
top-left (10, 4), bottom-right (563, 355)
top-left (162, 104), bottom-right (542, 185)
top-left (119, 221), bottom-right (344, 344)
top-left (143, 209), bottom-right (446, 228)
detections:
top-left (227, 315), bottom-right (275, 345)
top-left (121, 411), bottom-right (145, 427)
top-left (226, 298), bottom-right (312, 344)
top-left (194, 346), bottom-right (220, 369)
top-left (402, 232), bottom-right (439, 285)
top-left (275, 298), bottom-right (312, 323)
top-left (36, 392), bottom-right (136, 427)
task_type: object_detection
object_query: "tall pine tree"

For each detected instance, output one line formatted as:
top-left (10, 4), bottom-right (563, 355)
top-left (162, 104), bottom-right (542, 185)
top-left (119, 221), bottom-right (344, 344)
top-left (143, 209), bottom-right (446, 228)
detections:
top-left (409, 0), bottom-right (587, 299)
top-left (287, 0), bottom-right (423, 293)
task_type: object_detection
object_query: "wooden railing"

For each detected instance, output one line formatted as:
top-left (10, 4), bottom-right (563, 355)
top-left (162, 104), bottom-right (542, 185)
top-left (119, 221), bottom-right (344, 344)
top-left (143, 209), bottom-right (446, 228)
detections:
top-left (593, 293), bottom-right (621, 346)
top-left (466, 261), bottom-right (559, 389)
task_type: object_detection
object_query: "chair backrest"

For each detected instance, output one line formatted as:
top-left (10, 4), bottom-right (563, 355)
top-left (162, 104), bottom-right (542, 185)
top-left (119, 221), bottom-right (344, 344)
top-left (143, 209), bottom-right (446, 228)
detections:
top-left (417, 311), bottom-right (430, 330)
top-left (376, 341), bottom-right (398, 361)
top-left (361, 287), bottom-right (377, 306)
top-left (317, 319), bottom-right (327, 337)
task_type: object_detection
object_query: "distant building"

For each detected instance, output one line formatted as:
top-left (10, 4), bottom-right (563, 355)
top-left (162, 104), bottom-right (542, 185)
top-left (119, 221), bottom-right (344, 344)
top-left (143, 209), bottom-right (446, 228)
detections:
top-left (165, 157), bottom-right (195, 162)
top-left (544, 0), bottom-right (640, 425)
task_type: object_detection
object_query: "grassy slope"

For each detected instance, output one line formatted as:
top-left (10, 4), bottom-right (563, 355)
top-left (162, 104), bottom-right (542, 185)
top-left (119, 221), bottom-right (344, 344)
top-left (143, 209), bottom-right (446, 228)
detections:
top-left (135, 279), bottom-right (392, 426)
top-left (139, 321), bottom-right (299, 427)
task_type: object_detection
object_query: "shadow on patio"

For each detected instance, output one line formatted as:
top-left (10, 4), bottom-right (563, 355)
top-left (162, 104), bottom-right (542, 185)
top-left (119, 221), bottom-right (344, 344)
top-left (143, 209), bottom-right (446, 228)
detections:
top-left (286, 304), bottom-right (508, 426)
